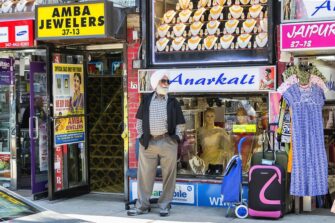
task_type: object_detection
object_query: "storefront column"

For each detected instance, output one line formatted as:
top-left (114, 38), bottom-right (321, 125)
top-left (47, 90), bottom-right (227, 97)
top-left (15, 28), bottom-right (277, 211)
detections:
top-left (126, 28), bottom-right (141, 170)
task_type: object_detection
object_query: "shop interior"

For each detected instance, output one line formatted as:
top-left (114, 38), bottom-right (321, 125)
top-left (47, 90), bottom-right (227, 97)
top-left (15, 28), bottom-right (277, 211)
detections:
top-left (279, 56), bottom-right (335, 211)
top-left (86, 49), bottom-right (124, 193)
top-left (0, 49), bottom-right (48, 192)
top-left (173, 93), bottom-right (269, 178)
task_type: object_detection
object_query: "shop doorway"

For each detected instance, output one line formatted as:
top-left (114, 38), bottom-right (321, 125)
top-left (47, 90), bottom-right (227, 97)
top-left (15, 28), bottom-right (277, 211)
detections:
top-left (86, 49), bottom-right (124, 193)
top-left (0, 49), bottom-right (50, 199)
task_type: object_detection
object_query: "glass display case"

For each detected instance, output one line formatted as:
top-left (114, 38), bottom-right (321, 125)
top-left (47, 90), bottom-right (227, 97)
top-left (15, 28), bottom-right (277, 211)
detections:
top-left (175, 93), bottom-right (268, 178)
top-left (142, 0), bottom-right (274, 67)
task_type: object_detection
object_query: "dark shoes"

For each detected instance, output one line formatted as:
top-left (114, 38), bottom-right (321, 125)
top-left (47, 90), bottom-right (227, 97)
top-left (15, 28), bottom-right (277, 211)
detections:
top-left (127, 208), bottom-right (149, 216)
top-left (127, 207), bottom-right (170, 217)
top-left (159, 208), bottom-right (170, 217)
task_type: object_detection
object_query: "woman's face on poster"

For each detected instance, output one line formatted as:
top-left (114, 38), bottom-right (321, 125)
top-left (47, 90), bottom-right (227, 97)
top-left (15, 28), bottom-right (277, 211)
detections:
top-left (74, 75), bottom-right (81, 92)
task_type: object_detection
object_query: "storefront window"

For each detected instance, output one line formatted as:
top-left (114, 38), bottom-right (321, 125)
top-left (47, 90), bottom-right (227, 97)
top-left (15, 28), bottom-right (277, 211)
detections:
top-left (175, 94), bottom-right (268, 177)
top-left (146, 0), bottom-right (273, 66)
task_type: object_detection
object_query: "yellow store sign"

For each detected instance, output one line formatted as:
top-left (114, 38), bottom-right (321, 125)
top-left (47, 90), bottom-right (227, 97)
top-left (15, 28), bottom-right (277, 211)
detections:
top-left (36, 2), bottom-right (106, 39)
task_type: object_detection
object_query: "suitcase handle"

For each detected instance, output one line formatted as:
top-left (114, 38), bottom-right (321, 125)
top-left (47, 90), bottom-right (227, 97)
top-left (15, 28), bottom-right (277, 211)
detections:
top-left (262, 130), bottom-right (277, 163)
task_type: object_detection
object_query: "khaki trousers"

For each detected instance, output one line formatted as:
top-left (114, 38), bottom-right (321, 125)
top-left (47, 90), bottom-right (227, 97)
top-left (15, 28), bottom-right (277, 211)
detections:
top-left (136, 136), bottom-right (178, 210)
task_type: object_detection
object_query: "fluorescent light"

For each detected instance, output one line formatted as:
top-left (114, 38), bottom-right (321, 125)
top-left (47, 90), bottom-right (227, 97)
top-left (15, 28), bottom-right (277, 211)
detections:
top-left (86, 43), bottom-right (124, 50)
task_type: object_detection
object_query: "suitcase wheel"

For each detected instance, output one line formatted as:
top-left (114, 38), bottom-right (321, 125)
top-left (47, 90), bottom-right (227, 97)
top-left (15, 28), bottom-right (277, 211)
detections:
top-left (235, 205), bottom-right (248, 219)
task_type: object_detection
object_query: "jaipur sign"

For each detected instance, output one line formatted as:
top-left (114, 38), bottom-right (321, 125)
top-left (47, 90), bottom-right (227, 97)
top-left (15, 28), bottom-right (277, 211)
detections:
top-left (281, 21), bottom-right (335, 51)
top-left (36, 1), bottom-right (110, 39)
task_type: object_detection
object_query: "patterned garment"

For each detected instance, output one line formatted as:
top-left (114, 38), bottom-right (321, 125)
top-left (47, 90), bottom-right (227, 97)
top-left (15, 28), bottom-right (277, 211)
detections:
top-left (136, 93), bottom-right (184, 140)
top-left (278, 74), bottom-right (329, 94)
top-left (283, 84), bottom-right (328, 196)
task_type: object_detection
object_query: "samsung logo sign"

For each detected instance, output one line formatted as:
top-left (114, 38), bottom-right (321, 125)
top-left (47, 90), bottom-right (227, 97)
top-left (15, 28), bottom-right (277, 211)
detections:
top-left (16, 31), bottom-right (27, 36)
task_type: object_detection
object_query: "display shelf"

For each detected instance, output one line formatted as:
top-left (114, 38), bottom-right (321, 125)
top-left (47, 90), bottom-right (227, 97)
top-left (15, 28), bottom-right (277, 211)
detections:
top-left (143, 0), bottom-right (273, 67)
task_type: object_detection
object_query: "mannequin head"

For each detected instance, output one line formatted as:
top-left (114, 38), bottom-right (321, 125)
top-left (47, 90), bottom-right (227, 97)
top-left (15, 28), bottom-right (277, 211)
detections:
top-left (236, 107), bottom-right (248, 124)
top-left (204, 108), bottom-right (216, 127)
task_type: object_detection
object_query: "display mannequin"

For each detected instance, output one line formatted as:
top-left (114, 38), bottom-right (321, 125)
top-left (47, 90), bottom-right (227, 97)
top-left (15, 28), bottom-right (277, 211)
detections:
top-left (233, 107), bottom-right (256, 172)
top-left (198, 108), bottom-right (233, 173)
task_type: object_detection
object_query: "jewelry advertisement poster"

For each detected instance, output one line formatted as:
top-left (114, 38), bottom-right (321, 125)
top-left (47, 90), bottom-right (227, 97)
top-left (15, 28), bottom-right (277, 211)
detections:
top-left (53, 63), bottom-right (85, 117)
top-left (150, 0), bottom-right (271, 65)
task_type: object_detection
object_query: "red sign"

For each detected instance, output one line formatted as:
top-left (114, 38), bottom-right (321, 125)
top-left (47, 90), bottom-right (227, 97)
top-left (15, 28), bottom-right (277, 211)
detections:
top-left (0, 20), bottom-right (34, 48)
top-left (55, 146), bottom-right (64, 191)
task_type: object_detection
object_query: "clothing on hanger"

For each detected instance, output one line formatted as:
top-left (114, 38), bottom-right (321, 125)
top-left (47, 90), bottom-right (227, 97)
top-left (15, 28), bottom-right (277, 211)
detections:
top-left (283, 83), bottom-right (328, 196)
top-left (277, 74), bottom-right (329, 95)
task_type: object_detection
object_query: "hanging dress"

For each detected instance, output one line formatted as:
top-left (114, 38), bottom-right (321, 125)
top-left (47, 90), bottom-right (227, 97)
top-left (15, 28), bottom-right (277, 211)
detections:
top-left (283, 83), bottom-right (328, 196)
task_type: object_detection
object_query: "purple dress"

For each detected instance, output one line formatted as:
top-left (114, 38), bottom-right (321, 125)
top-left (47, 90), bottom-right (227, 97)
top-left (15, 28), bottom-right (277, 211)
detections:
top-left (283, 84), bottom-right (328, 196)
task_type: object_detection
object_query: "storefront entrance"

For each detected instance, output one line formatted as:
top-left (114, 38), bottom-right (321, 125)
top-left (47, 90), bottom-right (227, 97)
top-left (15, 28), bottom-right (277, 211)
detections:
top-left (0, 49), bottom-right (50, 199)
top-left (87, 49), bottom-right (124, 193)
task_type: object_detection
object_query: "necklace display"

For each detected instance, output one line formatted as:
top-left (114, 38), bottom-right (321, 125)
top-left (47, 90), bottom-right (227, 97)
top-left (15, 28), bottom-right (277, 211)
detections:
top-left (229, 5), bottom-right (244, 19)
top-left (188, 36), bottom-right (202, 50)
top-left (210, 5), bottom-right (223, 20)
top-left (193, 7), bottom-right (206, 22)
top-left (190, 21), bottom-right (204, 36)
top-left (156, 37), bottom-right (170, 51)
top-left (206, 20), bottom-right (220, 35)
top-left (171, 37), bottom-right (186, 51)
top-left (225, 19), bottom-right (239, 34)
top-left (163, 10), bottom-right (177, 24)
top-left (260, 0), bottom-right (267, 3)
top-left (220, 34), bottom-right (234, 49)
top-left (260, 18), bottom-right (267, 32)
top-left (242, 19), bottom-right (256, 33)
top-left (173, 23), bottom-right (186, 37)
top-left (179, 9), bottom-right (192, 23)
top-left (213, 0), bottom-right (226, 6)
top-left (198, 0), bottom-right (210, 8)
top-left (237, 34), bottom-right (251, 48)
top-left (240, 0), bottom-right (250, 5)
top-left (157, 24), bottom-right (170, 38)
top-left (178, 0), bottom-right (191, 10)
top-left (204, 35), bottom-right (218, 50)
top-left (255, 32), bottom-right (268, 48)
top-left (249, 4), bottom-right (263, 18)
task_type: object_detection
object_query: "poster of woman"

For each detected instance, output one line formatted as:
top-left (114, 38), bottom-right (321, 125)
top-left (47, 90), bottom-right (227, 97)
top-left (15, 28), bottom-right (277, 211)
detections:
top-left (53, 64), bottom-right (85, 117)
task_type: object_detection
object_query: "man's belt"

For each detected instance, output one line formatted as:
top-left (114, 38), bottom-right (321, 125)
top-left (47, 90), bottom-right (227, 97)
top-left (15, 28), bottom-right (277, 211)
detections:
top-left (151, 133), bottom-right (169, 140)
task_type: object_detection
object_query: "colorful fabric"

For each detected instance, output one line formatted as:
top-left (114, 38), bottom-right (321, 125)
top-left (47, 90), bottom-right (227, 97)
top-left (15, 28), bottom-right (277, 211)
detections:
top-left (283, 84), bottom-right (328, 196)
top-left (278, 74), bottom-right (329, 94)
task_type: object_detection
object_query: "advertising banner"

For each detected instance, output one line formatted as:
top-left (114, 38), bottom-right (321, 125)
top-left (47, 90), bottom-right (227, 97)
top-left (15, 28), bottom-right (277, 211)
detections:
top-left (0, 153), bottom-right (10, 180)
top-left (0, 58), bottom-right (14, 85)
top-left (130, 180), bottom-right (196, 205)
top-left (138, 66), bottom-right (276, 93)
top-left (36, 2), bottom-right (106, 39)
top-left (282, 0), bottom-right (335, 23)
top-left (197, 183), bottom-right (248, 207)
top-left (0, 20), bottom-right (34, 48)
top-left (54, 116), bottom-right (85, 146)
top-left (281, 21), bottom-right (335, 51)
top-left (53, 63), bottom-right (84, 117)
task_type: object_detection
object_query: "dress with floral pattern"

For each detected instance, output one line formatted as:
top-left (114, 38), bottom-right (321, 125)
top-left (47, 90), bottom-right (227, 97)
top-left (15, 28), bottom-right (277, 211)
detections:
top-left (283, 83), bottom-right (328, 196)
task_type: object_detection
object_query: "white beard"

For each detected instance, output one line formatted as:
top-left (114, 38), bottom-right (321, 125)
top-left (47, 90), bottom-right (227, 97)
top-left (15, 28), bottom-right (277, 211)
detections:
top-left (156, 85), bottom-right (169, 95)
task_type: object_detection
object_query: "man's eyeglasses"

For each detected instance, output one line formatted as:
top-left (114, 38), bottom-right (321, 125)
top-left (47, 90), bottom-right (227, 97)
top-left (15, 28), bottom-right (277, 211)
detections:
top-left (160, 79), bottom-right (170, 85)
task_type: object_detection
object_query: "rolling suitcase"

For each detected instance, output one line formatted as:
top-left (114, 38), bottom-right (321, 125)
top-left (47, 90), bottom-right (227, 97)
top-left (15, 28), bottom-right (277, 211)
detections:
top-left (250, 130), bottom-right (293, 214)
top-left (248, 163), bottom-right (285, 219)
top-left (248, 131), bottom-right (286, 219)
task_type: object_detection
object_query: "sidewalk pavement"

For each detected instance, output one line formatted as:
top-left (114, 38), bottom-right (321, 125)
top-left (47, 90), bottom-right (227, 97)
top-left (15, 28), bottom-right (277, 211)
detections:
top-left (21, 192), bottom-right (335, 223)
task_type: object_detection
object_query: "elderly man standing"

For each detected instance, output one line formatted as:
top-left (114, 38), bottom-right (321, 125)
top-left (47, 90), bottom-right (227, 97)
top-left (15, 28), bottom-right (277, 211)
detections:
top-left (127, 71), bottom-right (185, 217)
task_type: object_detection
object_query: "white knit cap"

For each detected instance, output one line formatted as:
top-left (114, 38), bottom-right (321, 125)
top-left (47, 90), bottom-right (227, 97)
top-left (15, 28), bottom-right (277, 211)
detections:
top-left (150, 69), bottom-right (168, 90)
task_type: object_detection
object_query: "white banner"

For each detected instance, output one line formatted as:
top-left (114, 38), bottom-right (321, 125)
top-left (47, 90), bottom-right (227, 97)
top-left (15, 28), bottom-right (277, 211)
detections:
top-left (138, 66), bottom-right (276, 93)
top-left (282, 0), bottom-right (335, 22)
top-left (130, 181), bottom-right (195, 205)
